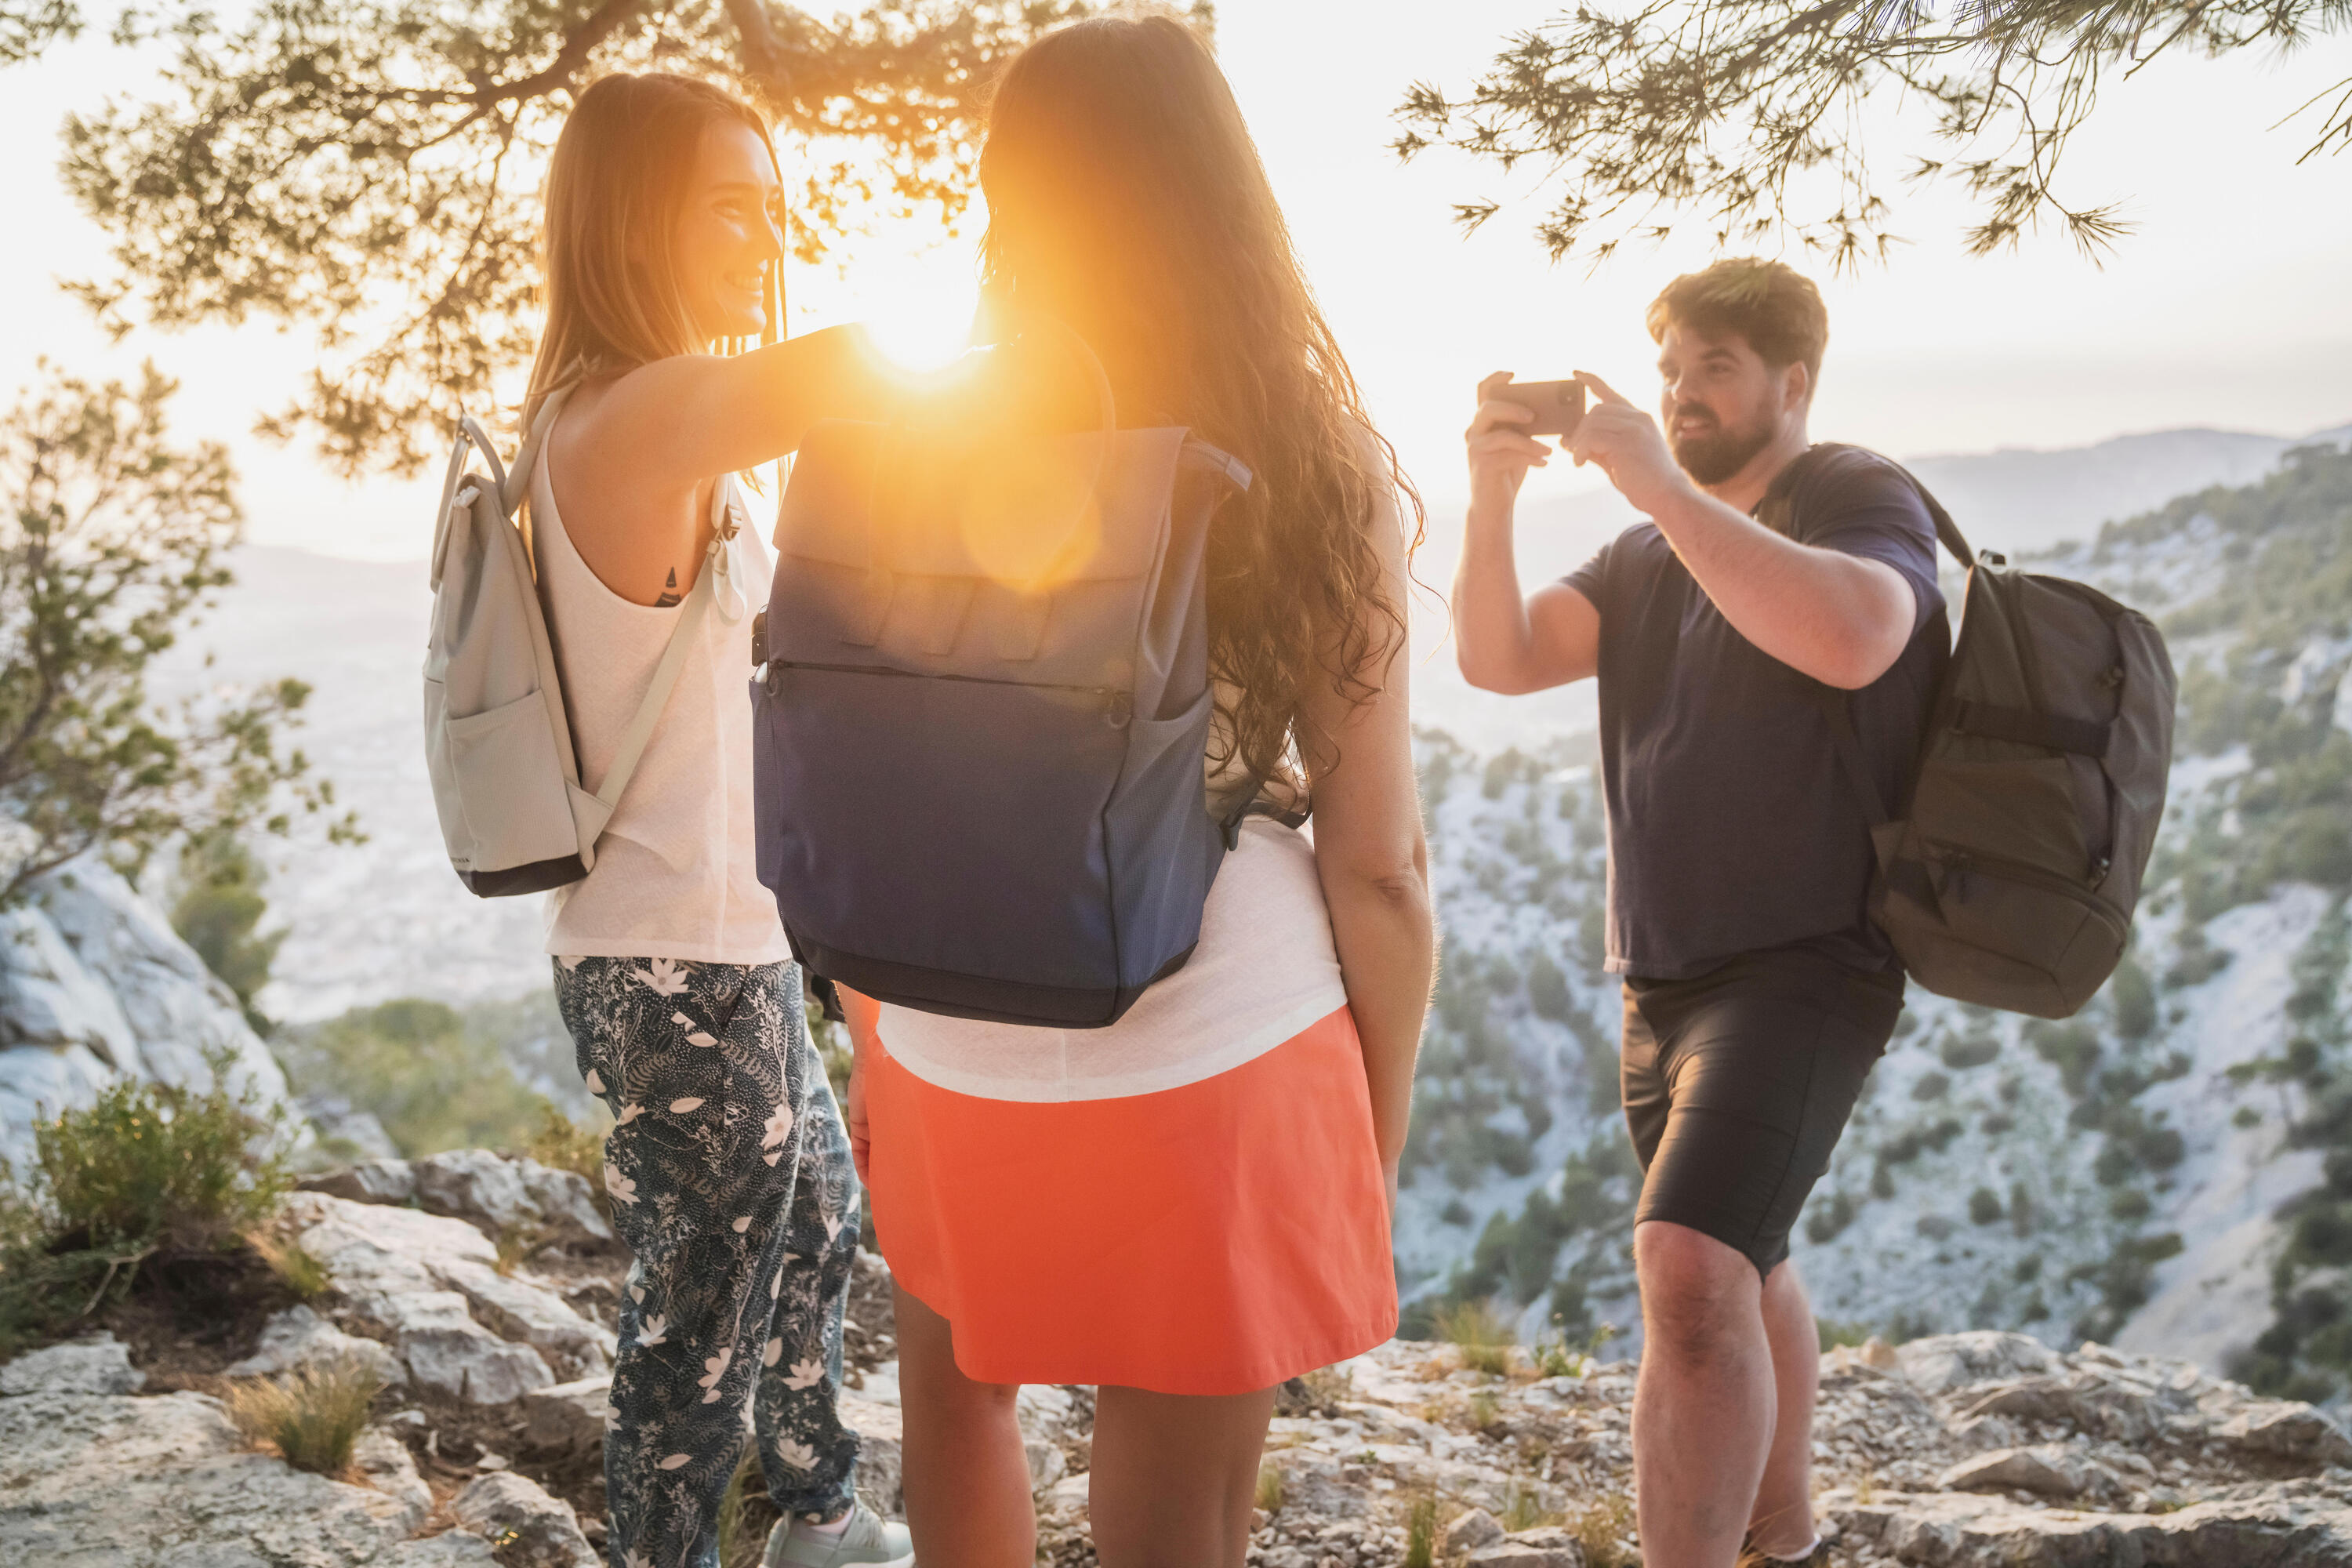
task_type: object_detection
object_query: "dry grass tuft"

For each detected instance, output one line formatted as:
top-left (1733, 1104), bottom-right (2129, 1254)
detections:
top-left (492, 1223), bottom-right (549, 1279)
top-left (227, 1355), bottom-right (383, 1475)
top-left (1564, 1491), bottom-right (1639, 1567)
top-left (1433, 1298), bottom-right (1517, 1376)
top-left (246, 1229), bottom-right (330, 1301)
top-left (1502, 1484), bottom-right (1565, 1530)
top-left (715, 1443), bottom-right (783, 1568)
top-left (1254, 1459), bottom-right (1287, 1513)
top-left (1401, 1492), bottom-right (1439, 1568)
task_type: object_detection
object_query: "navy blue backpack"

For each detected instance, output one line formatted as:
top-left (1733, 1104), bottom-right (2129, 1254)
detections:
top-left (751, 335), bottom-right (1258, 1028)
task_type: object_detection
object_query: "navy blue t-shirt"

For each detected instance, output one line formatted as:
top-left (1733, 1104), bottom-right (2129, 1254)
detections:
top-left (1564, 444), bottom-right (1948, 978)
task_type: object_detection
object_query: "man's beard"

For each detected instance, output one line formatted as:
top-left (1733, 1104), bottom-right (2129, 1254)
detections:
top-left (1669, 408), bottom-right (1777, 486)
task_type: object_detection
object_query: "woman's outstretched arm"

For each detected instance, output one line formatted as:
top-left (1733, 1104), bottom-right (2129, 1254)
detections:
top-left (1298, 466), bottom-right (1436, 1209)
top-left (568, 325), bottom-right (906, 491)
top-left (545, 326), bottom-right (915, 606)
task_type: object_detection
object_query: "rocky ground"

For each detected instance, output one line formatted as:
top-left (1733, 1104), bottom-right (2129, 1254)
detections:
top-left (5, 1150), bottom-right (2351, 1566)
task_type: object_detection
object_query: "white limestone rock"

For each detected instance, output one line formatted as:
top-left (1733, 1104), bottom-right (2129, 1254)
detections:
top-left (0, 1387), bottom-right (495, 1565)
top-left (414, 1148), bottom-right (539, 1235)
top-left (0, 858), bottom-right (299, 1169)
top-left (449, 1471), bottom-right (598, 1568)
top-left (1444, 1507), bottom-right (1505, 1552)
top-left (1467, 1530), bottom-right (1584, 1568)
top-left (516, 1159), bottom-right (616, 1248)
top-left (303, 1157), bottom-right (422, 1207)
top-left (1938, 1443), bottom-right (2093, 1498)
top-left (522, 1376), bottom-right (615, 1455)
top-left (300, 1094), bottom-right (404, 1162)
top-left (321, 1148), bottom-right (616, 1250)
top-left (1025, 1437), bottom-right (1065, 1491)
top-left (379, 1290), bottom-right (554, 1405)
top-left (227, 1305), bottom-right (405, 1387)
top-left (434, 1255), bottom-right (615, 1379)
top-left (1897, 1330), bottom-right (2063, 1395)
top-left (0, 1333), bottom-right (145, 1397)
top-left (1015, 1382), bottom-right (1076, 1443)
top-left (2216, 1399), bottom-right (2352, 1467)
top-left (352, 1425), bottom-right (435, 1535)
top-left (1830, 1487), bottom-right (2352, 1566)
top-left (837, 1392), bottom-right (905, 1517)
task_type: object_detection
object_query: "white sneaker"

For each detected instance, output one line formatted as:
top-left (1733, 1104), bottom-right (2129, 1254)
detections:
top-left (763, 1501), bottom-right (915, 1568)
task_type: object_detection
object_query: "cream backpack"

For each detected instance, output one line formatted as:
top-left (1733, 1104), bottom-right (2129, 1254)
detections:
top-left (423, 388), bottom-right (729, 896)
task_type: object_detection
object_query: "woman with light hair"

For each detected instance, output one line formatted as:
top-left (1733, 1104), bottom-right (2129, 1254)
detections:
top-left (522, 71), bottom-right (911, 1568)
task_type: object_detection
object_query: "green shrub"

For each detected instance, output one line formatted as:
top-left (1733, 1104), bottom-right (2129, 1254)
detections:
top-left (276, 999), bottom-right (548, 1156)
top-left (1255, 1460), bottom-right (1287, 1513)
top-left (34, 1069), bottom-right (291, 1250)
top-left (170, 833), bottom-right (285, 1034)
top-left (524, 1103), bottom-right (612, 1221)
top-left (0, 1062), bottom-right (293, 1352)
top-left (227, 1355), bottom-right (383, 1474)
top-left (1939, 1033), bottom-right (2002, 1070)
top-left (1817, 1319), bottom-right (1872, 1351)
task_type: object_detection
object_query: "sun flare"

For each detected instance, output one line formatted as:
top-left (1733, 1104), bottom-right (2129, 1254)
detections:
top-left (860, 274), bottom-right (980, 374)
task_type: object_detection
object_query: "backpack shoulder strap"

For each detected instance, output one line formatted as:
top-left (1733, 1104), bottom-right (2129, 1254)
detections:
top-left (1875, 455), bottom-right (1978, 571)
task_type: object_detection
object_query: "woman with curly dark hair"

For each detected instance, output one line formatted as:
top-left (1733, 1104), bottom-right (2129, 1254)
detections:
top-left (836, 14), bottom-right (1436, 1566)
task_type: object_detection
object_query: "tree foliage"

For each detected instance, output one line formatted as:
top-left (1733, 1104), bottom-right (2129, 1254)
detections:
top-left (0, 361), bottom-right (350, 906)
top-left (1397, 0), bottom-right (2352, 266)
top-left (0, 0), bottom-right (75, 64)
top-left (172, 832), bottom-right (286, 1033)
top-left (20, 0), bottom-right (1181, 476)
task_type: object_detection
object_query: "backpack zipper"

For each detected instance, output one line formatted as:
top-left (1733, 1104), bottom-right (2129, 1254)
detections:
top-left (1925, 841), bottom-right (2129, 932)
top-left (764, 658), bottom-right (1133, 726)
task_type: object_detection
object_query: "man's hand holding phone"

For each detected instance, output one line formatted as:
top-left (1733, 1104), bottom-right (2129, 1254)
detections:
top-left (1563, 371), bottom-right (1696, 519)
top-left (1465, 372), bottom-right (1559, 514)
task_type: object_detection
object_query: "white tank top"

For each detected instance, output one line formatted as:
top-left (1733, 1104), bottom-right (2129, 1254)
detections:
top-left (873, 817), bottom-right (1348, 1103)
top-left (533, 451), bottom-right (792, 967)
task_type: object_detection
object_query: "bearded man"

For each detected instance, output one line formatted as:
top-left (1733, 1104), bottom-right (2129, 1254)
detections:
top-left (1450, 258), bottom-right (1950, 1568)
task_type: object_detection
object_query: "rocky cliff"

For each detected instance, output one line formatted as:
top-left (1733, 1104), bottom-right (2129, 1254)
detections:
top-left (1393, 440), bottom-right (2352, 1400)
top-left (0, 856), bottom-right (300, 1170)
top-left (5, 1150), bottom-right (2351, 1567)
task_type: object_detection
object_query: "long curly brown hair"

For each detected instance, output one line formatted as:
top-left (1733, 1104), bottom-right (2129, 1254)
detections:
top-left (978, 12), bottom-right (1422, 798)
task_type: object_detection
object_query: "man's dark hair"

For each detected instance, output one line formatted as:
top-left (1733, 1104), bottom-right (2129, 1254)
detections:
top-left (1646, 258), bottom-right (1829, 390)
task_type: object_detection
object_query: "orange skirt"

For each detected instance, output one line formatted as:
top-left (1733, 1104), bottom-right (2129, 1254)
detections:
top-left (847, 996), bottom-right (1397, 1395)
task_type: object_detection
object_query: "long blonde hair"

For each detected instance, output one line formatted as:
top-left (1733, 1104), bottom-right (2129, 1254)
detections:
top-left (980, 15), bottom-right (1423, 796)
top-left (524, 72), bottom-right (782, 432)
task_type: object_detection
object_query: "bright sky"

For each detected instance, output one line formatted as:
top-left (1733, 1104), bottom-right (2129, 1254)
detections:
top-left (1, 2), bottom-right (2347, 561)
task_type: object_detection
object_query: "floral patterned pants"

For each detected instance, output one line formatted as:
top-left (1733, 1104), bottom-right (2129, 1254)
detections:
top-left (554, 955), bottom-right (862, 1568)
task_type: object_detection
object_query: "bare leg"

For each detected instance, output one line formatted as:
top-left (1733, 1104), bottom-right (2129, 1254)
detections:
top-left (1088, 1383), bottom-right (1276, 1568)
top-left (1748, 1260), bottom-right (1820, 1556)
top-left (891, 1283), bottom-right (1034, 1568)
top-left (1631, 1221), bottom-right (1776, 1568)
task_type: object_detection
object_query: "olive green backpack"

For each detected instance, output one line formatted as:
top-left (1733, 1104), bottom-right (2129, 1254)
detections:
top-left (1824, 468), bottom-right (2176, 1020)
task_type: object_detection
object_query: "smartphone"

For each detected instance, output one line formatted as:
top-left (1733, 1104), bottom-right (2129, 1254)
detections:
top-left (1498, 378), bottom-right (1586, 437)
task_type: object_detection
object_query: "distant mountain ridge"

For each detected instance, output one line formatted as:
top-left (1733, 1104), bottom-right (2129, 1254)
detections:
top-left (157, 417), bottom-right (2349, 1025)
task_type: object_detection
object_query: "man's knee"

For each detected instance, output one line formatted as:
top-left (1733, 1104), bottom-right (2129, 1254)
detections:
top-left (1636, 1221), bottom-right (1761, 1363)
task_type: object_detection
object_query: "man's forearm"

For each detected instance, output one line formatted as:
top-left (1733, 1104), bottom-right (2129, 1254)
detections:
top-left (1451, 495), bottom-right (1539, 691)
top-left (1646, 483), bottom-right (1911, 690)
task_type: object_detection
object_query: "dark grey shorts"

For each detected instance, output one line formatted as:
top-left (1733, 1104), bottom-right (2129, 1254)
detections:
top-left (1621, 946), bottom-right (1904, 1279)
